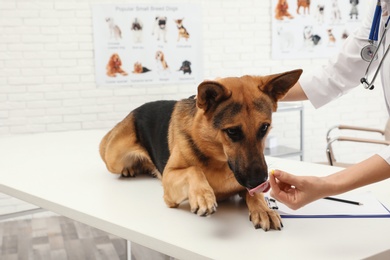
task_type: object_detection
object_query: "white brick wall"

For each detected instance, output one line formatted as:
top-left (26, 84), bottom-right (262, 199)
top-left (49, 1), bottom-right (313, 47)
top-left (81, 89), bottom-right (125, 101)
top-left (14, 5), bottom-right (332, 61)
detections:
top-left (1, 0), bottom-right (388, 166)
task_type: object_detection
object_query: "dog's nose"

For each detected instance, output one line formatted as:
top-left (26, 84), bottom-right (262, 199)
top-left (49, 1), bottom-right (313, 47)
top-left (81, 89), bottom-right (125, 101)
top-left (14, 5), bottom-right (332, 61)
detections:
top-left (228, 160), bottom-right (268, 189)
top-left (246, 163), bottom-right (268, 189)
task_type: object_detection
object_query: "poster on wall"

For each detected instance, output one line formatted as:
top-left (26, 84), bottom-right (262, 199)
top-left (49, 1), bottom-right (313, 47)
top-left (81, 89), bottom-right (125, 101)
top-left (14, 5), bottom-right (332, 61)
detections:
top-left (271, 0), bottom-right (367, 59)
top-left (92, 4), bottom-right (202, 86)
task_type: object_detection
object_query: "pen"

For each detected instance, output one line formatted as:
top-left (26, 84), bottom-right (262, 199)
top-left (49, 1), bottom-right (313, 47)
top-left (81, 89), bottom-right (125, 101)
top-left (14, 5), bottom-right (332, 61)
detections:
top-left (323, 196), bottom-right (363, 206)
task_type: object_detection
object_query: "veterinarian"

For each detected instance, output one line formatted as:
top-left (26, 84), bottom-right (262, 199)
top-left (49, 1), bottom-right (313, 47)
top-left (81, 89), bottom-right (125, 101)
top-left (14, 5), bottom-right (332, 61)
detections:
top-left (270, 0), bottom-right (390, 210)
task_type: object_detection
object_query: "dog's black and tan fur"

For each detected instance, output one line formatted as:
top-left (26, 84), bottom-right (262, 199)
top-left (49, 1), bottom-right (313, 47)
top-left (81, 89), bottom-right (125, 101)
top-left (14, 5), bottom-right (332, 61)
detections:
top-left (100, 69), bottom-right (302, 231)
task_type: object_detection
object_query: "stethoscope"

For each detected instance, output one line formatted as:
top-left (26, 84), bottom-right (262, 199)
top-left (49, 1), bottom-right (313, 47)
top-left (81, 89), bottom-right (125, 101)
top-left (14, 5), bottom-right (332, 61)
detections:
top-left (361, 1), bottom-right (390, 90)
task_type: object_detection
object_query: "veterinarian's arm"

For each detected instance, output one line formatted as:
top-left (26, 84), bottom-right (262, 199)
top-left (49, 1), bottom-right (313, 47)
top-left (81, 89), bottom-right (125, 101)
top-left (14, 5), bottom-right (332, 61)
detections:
top-left (280, 82), bottom-right (308, 102)
top-left (323, 154), bottom-right (390, 195)
top-left (269, 154), bottom-right (390, 210)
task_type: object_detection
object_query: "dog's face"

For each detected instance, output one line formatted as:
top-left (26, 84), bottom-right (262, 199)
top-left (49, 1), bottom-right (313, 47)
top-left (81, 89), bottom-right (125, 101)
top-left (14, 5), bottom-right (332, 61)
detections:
top-left (277, 0), bottom-right (288, 8)
top-left (133, 62), bottom-right (142, 73)
top-left (132, 18), bottom-right (142, 30)
top-left (110, 54), bottom-right (122, 68)
top-left (350, 0), bottom-right (358, 6)
top-left (317, 5), bottom-right (325, 13)
top-left (155, 17), bottom-right (167, 29)
top-left (196, 70), bottom-right (302, 189)
top-left (174, 19), bottom-right (183, 26)
top-left (111, 53), bottom-right (122, 66)
top-left (180, 60), bottom-right (191, 70)
top-left (155, 51), bottom-right (164, 61)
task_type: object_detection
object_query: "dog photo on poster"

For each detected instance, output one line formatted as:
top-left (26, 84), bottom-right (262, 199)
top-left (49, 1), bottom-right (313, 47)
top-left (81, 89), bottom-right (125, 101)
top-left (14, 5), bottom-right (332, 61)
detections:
top-left (92, 4), bottom-right (202, 86)
top-left (272, 0), bottom-right (367, 59)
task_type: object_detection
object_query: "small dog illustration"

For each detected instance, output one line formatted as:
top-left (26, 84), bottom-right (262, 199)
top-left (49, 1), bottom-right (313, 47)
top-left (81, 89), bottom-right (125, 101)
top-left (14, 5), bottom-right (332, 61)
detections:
top-left (316, 5), bottom-right (325, 25)
top-left (106, 17), bottom-right (122, 40)
top-left (174, 19), bottom-right (190, 42)
top-left (297, 0), bottom-right (310, 15)
top-left (178, 60), bottom-right (192, 74)
top-left (350, 0), bottom-right (359, 19)
top-left (155, 51), bottom-right (169, 71)
top-left (131, 18), bottom-right (143, 43)
top-left (331, 0), bottom-right (342, 24)
top-left (106, 53), bottom-right (128, 77)
top-left (132, 62), bottom-right (151, 74)
top-left (327, 29), bottom-right (336, 45)
top-left (99, 69), bottom-right (303, 231)
top-left (275, 0), bottom-right (294, 20)
top-left (152, 16), bottom-right (167, 42)
top-left (341, 30), bottom-right (349, 40)
top-left (303, 26), bottom-right (321, 47)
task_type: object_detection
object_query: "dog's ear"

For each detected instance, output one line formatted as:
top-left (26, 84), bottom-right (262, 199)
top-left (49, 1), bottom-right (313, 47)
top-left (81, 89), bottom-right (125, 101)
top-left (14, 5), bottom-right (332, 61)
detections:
top-left (109, 55), bottom-right (115, 65)
top-left (197, 81), bottom-right (232, 112)
top-left (259, 69), bottom-right (303, 102)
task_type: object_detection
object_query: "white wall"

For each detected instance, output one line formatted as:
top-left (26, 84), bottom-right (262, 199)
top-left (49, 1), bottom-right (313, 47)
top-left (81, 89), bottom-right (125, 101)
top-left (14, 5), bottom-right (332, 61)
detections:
top-left (1, 0), bottom-right (388, 164)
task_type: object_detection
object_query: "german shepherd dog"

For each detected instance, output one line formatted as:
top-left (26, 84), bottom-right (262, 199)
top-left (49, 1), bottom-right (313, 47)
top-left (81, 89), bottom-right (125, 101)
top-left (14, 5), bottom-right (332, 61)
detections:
top-left (100, 69), bottom-right (302, 231)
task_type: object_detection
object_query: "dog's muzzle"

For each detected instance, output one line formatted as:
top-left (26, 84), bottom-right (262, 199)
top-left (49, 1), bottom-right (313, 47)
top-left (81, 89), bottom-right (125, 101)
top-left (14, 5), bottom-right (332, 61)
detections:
top-left (158, 20), bottom-right (166, 28)
top-left (228, 160), bottom-right (270, 195)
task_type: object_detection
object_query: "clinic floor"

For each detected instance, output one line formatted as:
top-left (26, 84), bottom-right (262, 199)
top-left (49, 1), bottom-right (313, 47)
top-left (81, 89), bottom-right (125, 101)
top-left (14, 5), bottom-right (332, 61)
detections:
top-left (0, 215), bottom-right (127, 260)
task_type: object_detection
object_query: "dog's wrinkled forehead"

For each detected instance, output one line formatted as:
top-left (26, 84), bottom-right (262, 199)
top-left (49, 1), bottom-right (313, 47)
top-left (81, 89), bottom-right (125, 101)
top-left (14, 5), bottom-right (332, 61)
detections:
top-left (213, 75), bottom-right (267, 90)
top-left (210, 75), bottom-right (273, 129)
top-left (213, 75), bottom-right (269, 99)
top-left (212, 97), bottom-right (272, 129)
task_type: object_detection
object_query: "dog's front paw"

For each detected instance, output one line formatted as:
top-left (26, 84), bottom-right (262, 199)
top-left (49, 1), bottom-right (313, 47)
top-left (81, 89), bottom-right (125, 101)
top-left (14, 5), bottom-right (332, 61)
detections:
top-left (246, 193), bottom-right (283, 231)
top-left (188, 188), bottom-right (218, 216)
top-left (249, 208), bottom-right (283, 231)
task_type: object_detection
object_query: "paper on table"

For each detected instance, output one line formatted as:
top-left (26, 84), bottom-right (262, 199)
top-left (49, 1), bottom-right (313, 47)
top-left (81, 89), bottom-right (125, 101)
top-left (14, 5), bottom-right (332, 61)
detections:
top-left (267, 191), bottom-right (390, 218)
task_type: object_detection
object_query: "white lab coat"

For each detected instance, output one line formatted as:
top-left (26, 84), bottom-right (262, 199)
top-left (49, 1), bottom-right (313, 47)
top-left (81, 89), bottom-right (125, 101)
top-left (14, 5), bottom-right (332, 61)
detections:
top-left (299, 0), bottom-right (390, 164)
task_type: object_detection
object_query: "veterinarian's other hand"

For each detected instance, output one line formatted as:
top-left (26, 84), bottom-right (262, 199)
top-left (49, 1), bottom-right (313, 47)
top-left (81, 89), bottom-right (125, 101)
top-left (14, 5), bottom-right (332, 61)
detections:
top-left (269, 170), bottom-right (325, 210)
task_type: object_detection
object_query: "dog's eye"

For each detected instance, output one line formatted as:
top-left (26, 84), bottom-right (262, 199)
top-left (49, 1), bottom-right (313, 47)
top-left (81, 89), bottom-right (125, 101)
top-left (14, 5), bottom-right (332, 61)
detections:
top-left (257, 123), bottom-right (270, 139)
top-left (224, 127), bottom-right (243, 142)
top-left (260, 123), bottom-right (269, 133)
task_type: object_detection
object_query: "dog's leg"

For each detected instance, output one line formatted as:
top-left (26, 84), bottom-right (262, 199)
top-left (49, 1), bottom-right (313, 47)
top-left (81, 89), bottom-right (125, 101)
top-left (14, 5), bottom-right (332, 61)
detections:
top-left (244, 192), bottom-right (282, 231)
top-left (163, 30), bottom-right (167, 42)
top-left (99, 118), bottom-right (159, 178)
top-left (162, 166), bottom-right (217, 216)
top-left (107, 71), bottom-right (116, 77)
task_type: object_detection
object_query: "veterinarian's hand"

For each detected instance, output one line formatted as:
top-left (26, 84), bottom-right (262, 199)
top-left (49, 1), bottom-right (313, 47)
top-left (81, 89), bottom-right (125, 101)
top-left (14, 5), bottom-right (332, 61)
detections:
top-left (269, 170), bottom-right (326, 210)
